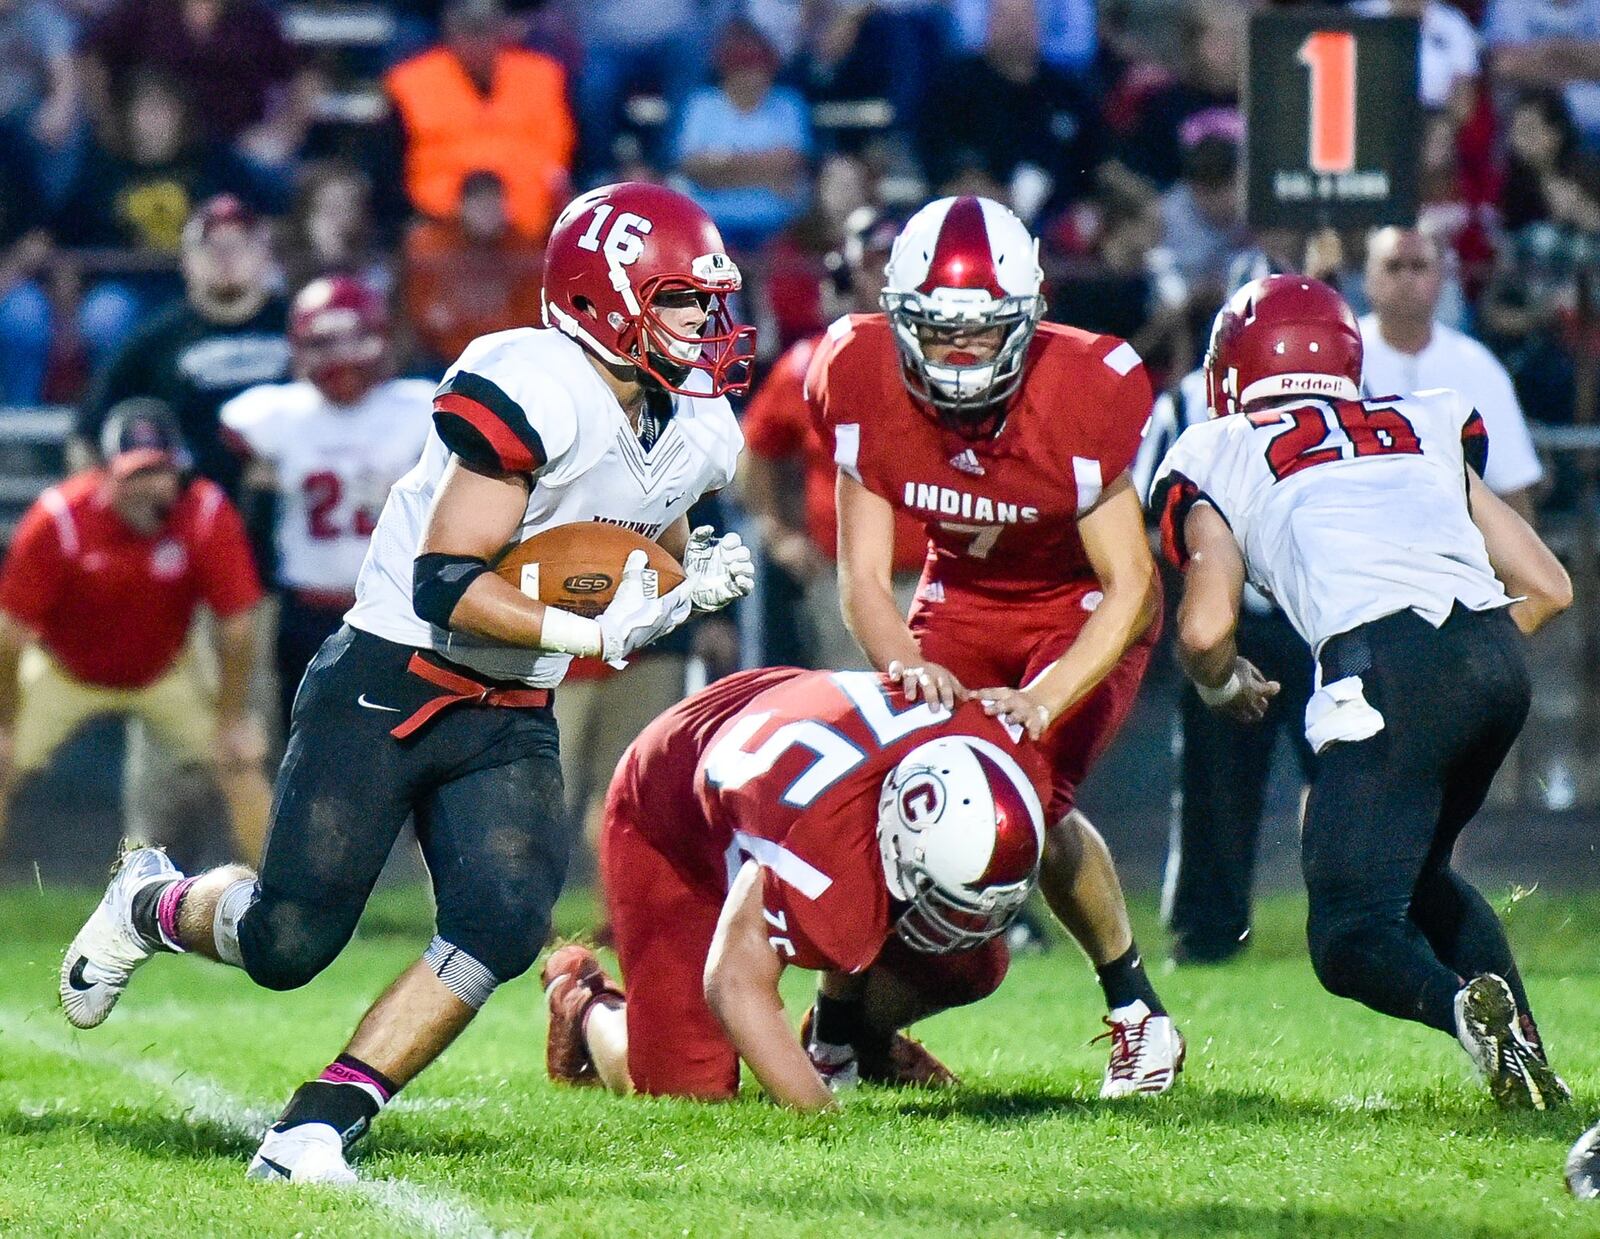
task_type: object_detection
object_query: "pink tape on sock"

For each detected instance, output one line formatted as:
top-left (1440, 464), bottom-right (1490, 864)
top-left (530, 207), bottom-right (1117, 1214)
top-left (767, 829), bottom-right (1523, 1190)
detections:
top-left (155, 876), bottom-right (198, 948)
top-left (320, 1060), bottom-right (393, 1102)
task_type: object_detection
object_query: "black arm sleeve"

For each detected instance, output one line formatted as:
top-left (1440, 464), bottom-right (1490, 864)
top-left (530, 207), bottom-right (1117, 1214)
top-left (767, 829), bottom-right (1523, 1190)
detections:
top-left (413, 552), bottom-right (490, 629)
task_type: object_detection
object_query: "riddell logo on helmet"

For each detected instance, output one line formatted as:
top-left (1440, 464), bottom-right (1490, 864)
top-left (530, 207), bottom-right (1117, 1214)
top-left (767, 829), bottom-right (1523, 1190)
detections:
top-left (1274, 375), bottom-right (1344, 393)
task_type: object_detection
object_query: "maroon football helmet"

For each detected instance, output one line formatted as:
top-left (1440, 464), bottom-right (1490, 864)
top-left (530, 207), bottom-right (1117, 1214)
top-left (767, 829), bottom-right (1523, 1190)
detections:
top-left (290, 275), bottom-right (390, 406)
top-left (1204, 275), bottom-right (1363, 418)
top-left (542, 182), bottom-right (756, 396)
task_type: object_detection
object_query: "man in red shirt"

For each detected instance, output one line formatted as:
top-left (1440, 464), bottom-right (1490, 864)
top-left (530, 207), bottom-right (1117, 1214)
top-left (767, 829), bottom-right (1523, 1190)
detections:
top-left (741, 206), bottom-right (929, 670)
top-left (0, 398), bottom-right (269, 859)
top-left (808, 196), bottom-right (1182, 1097)
top-left (542, 666), bottom-right (1048, 1108)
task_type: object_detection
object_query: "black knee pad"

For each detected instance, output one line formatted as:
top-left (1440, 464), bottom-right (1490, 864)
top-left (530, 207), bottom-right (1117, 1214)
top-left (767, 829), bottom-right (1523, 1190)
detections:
top-left (238, 889), bottom-right (363, 991)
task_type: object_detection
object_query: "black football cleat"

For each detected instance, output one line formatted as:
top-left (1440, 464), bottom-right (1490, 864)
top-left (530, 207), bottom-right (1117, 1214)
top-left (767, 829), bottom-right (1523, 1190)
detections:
top-left (1567, 1120), bottom-right (1600, 1200)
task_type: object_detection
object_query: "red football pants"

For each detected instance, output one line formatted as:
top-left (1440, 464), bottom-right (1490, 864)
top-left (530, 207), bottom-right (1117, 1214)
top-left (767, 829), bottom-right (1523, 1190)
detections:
top-left (600, 770), bottom-right (742, 1100)
top-left (911, 577), bottom-right (1160, 822)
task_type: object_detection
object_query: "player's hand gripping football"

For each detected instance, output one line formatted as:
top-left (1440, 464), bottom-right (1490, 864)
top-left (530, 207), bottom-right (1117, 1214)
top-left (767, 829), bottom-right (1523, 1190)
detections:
top-left (596, 549), bottom-right (694, 669)
top-left (683, 525), bottom-right (755, 611)
top-left (886, 659), bottom-right (968, 712)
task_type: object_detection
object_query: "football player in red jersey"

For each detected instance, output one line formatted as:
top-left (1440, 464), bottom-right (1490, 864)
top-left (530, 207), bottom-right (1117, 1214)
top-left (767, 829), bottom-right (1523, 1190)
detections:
top-left (807, 196), bottom-right (1182, 1097)
top-left (541, 666), bottom-right (1048, 1109)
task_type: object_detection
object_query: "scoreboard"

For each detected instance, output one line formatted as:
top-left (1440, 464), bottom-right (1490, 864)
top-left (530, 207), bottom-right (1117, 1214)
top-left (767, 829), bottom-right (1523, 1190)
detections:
top-left (1245, 8), bottom-right (1422, 230)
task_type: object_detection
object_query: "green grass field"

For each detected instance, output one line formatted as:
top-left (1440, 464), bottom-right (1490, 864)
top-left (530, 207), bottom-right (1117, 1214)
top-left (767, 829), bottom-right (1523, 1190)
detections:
top-left (0, 881), bottom-right (1594, 1238)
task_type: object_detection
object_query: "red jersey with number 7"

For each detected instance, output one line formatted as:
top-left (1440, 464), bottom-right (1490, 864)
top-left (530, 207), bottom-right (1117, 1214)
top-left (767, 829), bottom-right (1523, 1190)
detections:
top-left (1149, 387), bottom-right (1509, 655)
top-left (615, 666), bottom-right (1050, 975)
top-left (805, 314), bottom-right (1154, 598)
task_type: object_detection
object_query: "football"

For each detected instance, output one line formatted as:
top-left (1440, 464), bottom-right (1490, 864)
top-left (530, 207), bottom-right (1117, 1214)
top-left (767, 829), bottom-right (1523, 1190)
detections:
top-left (491, 522), bottom-right (686, 618)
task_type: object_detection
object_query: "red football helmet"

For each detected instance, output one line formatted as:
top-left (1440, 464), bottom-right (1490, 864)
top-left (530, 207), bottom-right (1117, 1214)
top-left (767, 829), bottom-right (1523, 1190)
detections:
top-left (290, 274), bottom-right (390, 406)
top-left (1204, 275), bottom-right (1363, 418)
top-left (542, 182), bottom-right (756, 397)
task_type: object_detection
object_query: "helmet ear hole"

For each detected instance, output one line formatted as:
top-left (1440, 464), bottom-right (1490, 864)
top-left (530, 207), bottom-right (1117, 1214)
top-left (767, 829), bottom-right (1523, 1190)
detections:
top-left (572, 295), bottom-right (597, 321)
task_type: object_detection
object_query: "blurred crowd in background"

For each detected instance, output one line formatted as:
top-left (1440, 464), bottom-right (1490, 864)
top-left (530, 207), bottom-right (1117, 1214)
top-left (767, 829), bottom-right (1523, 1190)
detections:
top-left (1, 0), bottom-right (1599, 411)
top-left (1, 0), bottom-right (1599, 868)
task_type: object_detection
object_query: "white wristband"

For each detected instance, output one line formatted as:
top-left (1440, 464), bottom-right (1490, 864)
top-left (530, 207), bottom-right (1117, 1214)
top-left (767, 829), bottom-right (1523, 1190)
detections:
top-left (538, 607), bottom-right (603, 658)
top-left (1195, 669), bottom-right (1244, 708)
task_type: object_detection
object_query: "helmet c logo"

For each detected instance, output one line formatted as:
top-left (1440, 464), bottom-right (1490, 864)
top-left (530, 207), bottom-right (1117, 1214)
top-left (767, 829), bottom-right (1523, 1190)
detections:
top-left (900, 775), bottom-right (944, 824)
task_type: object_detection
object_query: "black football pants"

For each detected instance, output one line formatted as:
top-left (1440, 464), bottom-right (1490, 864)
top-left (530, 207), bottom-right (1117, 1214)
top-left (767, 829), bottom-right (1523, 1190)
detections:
top-left (238, 626), bottom-right (570, 992)
top-left (1300, 604), bottom-right (1538, 1037)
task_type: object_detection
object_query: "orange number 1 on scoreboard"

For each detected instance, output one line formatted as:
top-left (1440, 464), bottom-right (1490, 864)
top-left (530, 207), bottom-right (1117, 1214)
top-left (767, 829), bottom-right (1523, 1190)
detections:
top-left (1297, 30), bottom-right (1356, 174)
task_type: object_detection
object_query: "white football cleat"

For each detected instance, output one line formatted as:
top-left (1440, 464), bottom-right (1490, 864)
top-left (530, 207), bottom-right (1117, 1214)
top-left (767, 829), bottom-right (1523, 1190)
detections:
top-left (1454, 973), bottom-right (1570, 1111)
top-left (1567, 1119), bottom-right (1600, 1200)
top-left (1098, 1000), bottom-right (1185, 1099)
top-left (247, 1123), bottom-right (358, 1186)
top-left (60, 847), bottom-right (178, 1029)
top-left (806, 1039), bottom-right (860, 1095)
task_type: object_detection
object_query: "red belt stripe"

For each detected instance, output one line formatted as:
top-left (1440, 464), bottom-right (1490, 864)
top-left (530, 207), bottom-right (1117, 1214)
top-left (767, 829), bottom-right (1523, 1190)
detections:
top-left (390, 652), bottom-right (551, 740)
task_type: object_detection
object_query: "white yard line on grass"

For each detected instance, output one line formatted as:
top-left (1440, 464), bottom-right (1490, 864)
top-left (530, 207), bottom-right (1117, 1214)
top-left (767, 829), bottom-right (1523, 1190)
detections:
top-left (1, 1008), bottom-right (517, 1239)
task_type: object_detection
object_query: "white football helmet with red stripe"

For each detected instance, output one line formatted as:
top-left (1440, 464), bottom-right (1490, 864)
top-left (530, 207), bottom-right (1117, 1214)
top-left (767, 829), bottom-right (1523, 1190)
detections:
top-left (882, 195), bottom-right (1045, 436)
top-left (877, 734), bottom-right (1045, 954)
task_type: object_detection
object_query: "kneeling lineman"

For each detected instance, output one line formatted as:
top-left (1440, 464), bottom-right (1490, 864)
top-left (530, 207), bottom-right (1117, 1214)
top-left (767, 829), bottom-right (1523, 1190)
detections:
top-left (1152, 275), bottom-right (1572, 1109)
top-left (542, 666), bottom-right (1181, 1106)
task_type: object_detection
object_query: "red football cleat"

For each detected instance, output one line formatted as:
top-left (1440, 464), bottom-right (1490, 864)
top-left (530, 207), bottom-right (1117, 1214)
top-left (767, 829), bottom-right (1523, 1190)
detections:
top-left (541, 943), bottom-right (624, 1087)
top-left (859, 1030), bottom-right (959, 1088)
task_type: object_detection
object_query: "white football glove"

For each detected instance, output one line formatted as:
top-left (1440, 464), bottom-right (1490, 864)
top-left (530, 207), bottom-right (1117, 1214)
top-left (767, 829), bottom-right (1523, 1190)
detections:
top-left (596, 549), bottom-right (693, 669)
top-left (683, 525), bottom-right (755, 612)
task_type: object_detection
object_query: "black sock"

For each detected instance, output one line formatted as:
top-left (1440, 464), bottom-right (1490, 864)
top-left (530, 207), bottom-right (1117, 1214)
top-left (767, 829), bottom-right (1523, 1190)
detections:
top-left (1096, 942), bottom-right (1166, 1015)
top-left (128, 878), bottom-right (176, 951)
top-left (811, 992), bottom-right (865, 1049)
top-left (274, 1079), bottom-right (382, 1149)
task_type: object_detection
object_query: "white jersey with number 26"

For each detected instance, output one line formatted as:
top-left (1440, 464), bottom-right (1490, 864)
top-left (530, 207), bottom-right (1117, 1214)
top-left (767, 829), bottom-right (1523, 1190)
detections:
top-left (1150, 387), bottom-right (1510, 655)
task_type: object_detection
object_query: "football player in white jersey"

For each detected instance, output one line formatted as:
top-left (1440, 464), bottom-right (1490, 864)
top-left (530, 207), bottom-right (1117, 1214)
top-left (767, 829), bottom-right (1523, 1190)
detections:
top-left (59, 182), bottom-right (759, 1183)
top-left (1151, 275), bottom-right (1573, 1111)
top-left (223, 275), bottom-right (436, 728)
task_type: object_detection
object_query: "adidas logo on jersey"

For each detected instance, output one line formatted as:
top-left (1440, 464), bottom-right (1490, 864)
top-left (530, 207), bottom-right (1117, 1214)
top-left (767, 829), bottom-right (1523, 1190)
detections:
top-left (948, 449), bottom-right (985, 476)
